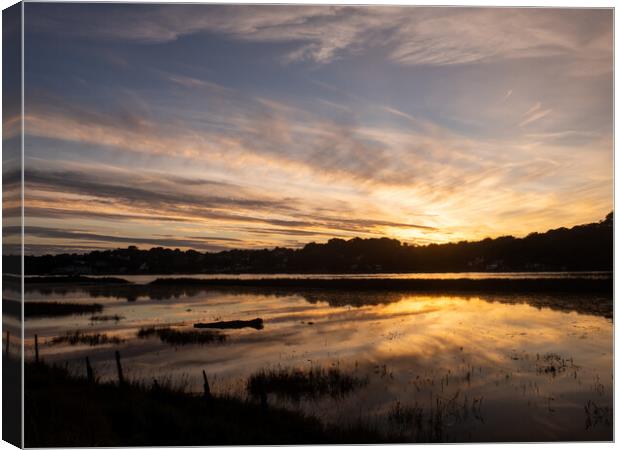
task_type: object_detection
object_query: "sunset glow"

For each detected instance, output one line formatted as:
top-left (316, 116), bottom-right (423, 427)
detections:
top-left (19, 4), bottom-right (613, 254)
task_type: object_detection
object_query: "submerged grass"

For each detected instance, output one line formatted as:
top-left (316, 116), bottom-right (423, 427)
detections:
top-left (137, 326), bottom-right (226, 345)
top-left (90, 314), bottom-right (125, 322)
top-left (387, 391), bottom-right (485, 442)
top-left (585, 400), bottom-right (612, 430)
top-left (50, 330), bottom-right (125, 346)
top-left (247, 366), bottom-right (368, 400)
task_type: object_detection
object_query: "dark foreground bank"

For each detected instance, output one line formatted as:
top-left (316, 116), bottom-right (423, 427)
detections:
top-left (22, 358), bottom-right (388, 446)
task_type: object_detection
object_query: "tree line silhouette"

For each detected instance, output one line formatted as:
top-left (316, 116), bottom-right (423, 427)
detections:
top-left (20, 212), bottom-right (613, 275)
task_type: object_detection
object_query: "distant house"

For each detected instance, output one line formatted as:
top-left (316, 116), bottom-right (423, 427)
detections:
top-left (485, 260), bottom-right (504, 271)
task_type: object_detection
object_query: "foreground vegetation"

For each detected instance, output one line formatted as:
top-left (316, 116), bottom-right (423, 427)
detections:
top-left (22, 358), bottom-right (388, 446)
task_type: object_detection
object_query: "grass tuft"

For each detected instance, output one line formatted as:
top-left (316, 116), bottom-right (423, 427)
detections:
top-left (90, 314), bottom-right (125, 322)
top-left (50, 330), bottom-right (125, 346)
top-left (247, 366), bottom-right (367, 400)
top-left (137, 326), bottom-right (226, 345)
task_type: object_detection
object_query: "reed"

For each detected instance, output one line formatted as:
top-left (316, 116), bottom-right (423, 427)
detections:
top-left (50, 330), bottom-right (125, 346)
top-left (247, 366), bottom-right (367, 400)
top-left (137, 326), bottom-right (227, 345)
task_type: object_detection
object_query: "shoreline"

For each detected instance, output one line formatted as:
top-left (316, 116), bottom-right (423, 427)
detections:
top-left (18, 274), bottom-right (614, 294)
top-left (148, 276), bottom-right (613, 293)
top-left (14, 275), bottom-right (613, 319)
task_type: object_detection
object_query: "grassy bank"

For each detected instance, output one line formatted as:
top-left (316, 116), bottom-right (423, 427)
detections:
top-left (3, 356), bottom-right (21, 447)
top-left (23, 358), bottom-right (388, 446)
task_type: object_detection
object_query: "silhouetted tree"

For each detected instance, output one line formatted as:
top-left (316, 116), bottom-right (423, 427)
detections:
top-left (20, 212), bottom-right (613, 275)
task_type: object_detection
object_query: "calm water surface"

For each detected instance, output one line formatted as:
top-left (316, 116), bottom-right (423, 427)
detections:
top-left (19, 278), bottom-right (613, 442)
top-left (80, 271), bottom-right (613, 284)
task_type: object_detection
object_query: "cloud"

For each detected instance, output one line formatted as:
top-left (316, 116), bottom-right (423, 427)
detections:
top-left (9, 226), bottom-right (235, 252)
top-left (316, 98), bottom-right (351, 113)
top-left (19, 5), bottom-right (613, 253)
top-left (23, 88), bottom-right (459, 189)
top-left (19, 164), bottom-right (436, 253)
top-left (20, 69), bottom-right (611, 252)
top-left (23, 244), bottom-right (114, 256)
top-left (161, 71), bottom-right (234, 94)
top-left (519, 102), bottom-right (552, 127)
top-left (524, 130), bottom-right (600, 147)
top-left (381, 106), bottom-right (418, 122)
top-left (241, 227), bottom-right (332, 237)
top-left (17, 206), bottom-right (190, 224)
top-left (27, 5), bottom-right (612, 69)
top-left (384, 8), bottom-right (608, 67)
top-left (25, 167), bottom-right (291, 212)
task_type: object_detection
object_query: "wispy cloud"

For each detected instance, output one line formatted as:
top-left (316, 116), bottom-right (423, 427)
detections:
top-left (22, 68), bottom-right (611, 247)
top-left (21, 163), bottom-right (437, 251)
top-left (381, 106), bottom-right (417, 122)
top-left (10, 226), bottom-right (236, 252)
top-left (20, 4), bottom-right (612, 254)
top-left (167, 74), bottom-right (232, 93)
top-left (28, 6), bottom-right (612, 69)
top-left (519, 102), bottom-right (552, 127)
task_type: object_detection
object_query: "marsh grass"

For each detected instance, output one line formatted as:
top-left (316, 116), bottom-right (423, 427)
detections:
top-left (137, 326), bottom-right (226, 345)
top-left (50, 330), bottom-right (125, 346)
top-left (387, 391), bottom-right (484, 442)
top-left (535, 352), bottom-right (576, 376)
top-left (23, 358), bottom-right (389, 446)
top-left (247, 366), bottom-right (368, 400)
top-left (585, 400), bottom-right (612, 430)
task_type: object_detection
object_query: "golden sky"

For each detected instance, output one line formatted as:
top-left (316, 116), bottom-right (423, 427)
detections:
top-left (11, 5), bottom-right (613, 254)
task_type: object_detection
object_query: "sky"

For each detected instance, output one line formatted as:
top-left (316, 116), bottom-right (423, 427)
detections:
top-left (15, 4), bottom-right (613, 255)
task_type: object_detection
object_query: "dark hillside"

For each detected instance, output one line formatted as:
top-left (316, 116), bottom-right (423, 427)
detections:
top-left (19, 213), bottom-right (613, 275)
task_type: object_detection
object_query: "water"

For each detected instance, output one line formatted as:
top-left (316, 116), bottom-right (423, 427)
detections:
top-left (18, 276), bottom-right (613, 442)
top-left (38, 271), bottom-right (612, 284)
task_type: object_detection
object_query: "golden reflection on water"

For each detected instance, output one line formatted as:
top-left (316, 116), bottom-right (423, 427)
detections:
top-left (22, 286), bottom-right (613, 441)
top-left (373, 295), bottom-right (610, 366)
